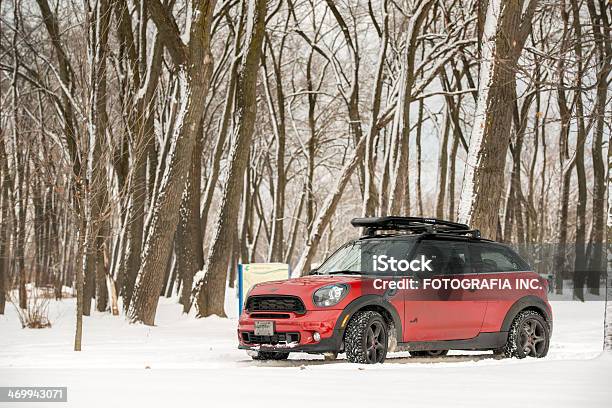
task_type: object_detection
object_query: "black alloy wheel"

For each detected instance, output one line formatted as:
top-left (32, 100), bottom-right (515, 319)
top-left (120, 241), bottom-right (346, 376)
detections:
top-left (504, 310), bottom-right (550, 358)
top-left (345, 311), bottom-right (389, 364)
top-left (519, 318), bottom-right (547, 357)
top-left (365, 320), bottom-right (387, 363)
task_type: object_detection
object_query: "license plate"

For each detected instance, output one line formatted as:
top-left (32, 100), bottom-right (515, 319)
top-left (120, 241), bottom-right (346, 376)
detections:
top-left (254, 321), bottom-right (274, 336)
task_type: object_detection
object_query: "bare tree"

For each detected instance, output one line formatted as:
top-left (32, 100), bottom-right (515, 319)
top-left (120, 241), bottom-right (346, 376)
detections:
top-left (586, 0), bottom-right (611, 295)
top-left (175, 125), bottom-right (204, 313)
top-left (457, 0), bottom-right (538, 239)
top-left (113, 0), bottom-right (164, 312)
top-left (194, 0), bottom-right (268, 318)
top-left (388, 0), bottom-right (436, 215)
top-left (605, 131), bottom-right (612, 351)
top-left (129, 0), bottom-right (218, 325)
top-left (0, 132), bottom-right (10, 315)
top-left (85, 0), bottom-right (112, 313)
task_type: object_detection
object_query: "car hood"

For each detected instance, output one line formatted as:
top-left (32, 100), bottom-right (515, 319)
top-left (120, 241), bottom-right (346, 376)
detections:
top-left (248, 275), bottom-right (358, 297)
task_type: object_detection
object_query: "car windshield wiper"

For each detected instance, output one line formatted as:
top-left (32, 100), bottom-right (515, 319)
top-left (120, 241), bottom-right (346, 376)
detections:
top-left (326, 270), bottom-right (363, 275)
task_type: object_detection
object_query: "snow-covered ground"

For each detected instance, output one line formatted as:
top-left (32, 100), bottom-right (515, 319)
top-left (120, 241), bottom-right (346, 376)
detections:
top-left (0, 298), bottom-right (610, 407)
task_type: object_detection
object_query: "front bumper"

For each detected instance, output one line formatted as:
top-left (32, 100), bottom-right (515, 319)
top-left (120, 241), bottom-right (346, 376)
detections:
top-left (237, 310), bottom-right (344, 353)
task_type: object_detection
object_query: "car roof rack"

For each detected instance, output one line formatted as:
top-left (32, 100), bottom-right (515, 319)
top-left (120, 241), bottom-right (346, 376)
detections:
top-left (351, 216), bottom-right (481, 238)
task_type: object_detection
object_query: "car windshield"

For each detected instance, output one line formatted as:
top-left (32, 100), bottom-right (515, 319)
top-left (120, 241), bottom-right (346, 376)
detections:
top-left (315, 238), bottom-right (416, 276)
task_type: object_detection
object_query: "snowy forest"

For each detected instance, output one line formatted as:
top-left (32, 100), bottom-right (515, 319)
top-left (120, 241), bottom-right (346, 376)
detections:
top-left (0, 0), bottom-right (610, 345)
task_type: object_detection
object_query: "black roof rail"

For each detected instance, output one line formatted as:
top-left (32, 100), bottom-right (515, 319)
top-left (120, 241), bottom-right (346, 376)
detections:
top-left (351, 216), bottom-right (481, 238)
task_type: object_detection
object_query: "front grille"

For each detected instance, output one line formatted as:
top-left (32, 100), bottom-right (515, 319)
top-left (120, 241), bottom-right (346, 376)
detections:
top-left (242, 332), bottom-right (300, 345)
top-left (249, 313), bottom-right (291, 319)
top-left (245, 296), bottom-right (306, 314)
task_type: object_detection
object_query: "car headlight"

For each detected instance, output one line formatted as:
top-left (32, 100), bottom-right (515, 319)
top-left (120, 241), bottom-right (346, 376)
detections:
top-left (313, 284), bottom-right (349, 307)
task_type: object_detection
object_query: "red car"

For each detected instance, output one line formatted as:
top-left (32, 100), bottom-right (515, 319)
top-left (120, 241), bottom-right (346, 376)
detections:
top-left (238, 217), bottom-right (552, 363)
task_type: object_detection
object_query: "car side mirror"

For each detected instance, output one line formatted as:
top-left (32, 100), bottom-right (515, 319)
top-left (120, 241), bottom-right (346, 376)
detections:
top-left (309, 268), bottom-right (319, 275)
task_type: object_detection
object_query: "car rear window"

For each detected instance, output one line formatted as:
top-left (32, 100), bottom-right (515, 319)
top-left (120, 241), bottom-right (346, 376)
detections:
top-left (468, 242), bottom-right (530, 273)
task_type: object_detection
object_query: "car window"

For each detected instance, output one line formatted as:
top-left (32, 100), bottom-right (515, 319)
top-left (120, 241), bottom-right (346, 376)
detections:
top-left (412, 240), bottom-right (469, 275)
top-left (468, 243), bottom-right (528, 273)
top-left (316, 238), bottom-right (416, 275)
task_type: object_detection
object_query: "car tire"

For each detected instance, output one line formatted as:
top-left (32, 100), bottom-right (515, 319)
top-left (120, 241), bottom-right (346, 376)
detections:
top-left (251, 351), bottom-right (290, 360)
top-left (409, 350), bottom-right (448, 357)
top-left (345, 311), bottom-right (388, 364)
top-left (503, 310), bottom-right (550, 359)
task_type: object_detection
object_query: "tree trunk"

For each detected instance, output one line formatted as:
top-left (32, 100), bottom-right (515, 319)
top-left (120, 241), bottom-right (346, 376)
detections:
top-left (552, 4), bottom-right (573, 294)
top-left (32, 185), bottom-right (44, 287)
top-left (378, 130), bottom-right (391, 216)
top-left (457, 0), bottom-right (538, 238)
top-left (448, 131), bottom-right (460, 221)
top-left (262, 27), bottom-right (289, 263)
top-left (229, 224), bottom-right (240, 288)
top-left (554, 160), bottom-right (574, 294)
top-left (604, 121), bottom-right (612, 350)
top-left (285, 191), bottom-right (305, 265)
top-left (362, 0), bottom-right (389, 217)
top-left (503, 91), bottom-right (533, 244)
top-left (415, 98), bottom-right (425, 216)
top-left (200, 55), bottom-right (238, 236)
top-left (0, 136), bottom-right (10, 315)
top-left (114, 1), bottom-right (163, 312)
top-left (129, 0), bottom-right (217, 325)
top-left (585, 0), bottom-right (610, 295)
top-left (165, 257), bottom-right (178, 298)
top-left (194, 0), bottom-right (268, 318)
top-left (436, 109), bottom-right (450, 219)
top-left (388, 0), bottom-right (436, 216)
top-left (120, 149), bottom-right (147, 310)
top-left (74, 218), bottom-right (86, 351)
top-left (82, 243), bottom-right (95, 315)
top-left (176, 127), bottom-right (204, 313)
top-left (305, 51), bottom-right (317, 232)
top-left (570, 0), bottom-right (588, 301)
top-left (86, 0), bottom-right (112, 313)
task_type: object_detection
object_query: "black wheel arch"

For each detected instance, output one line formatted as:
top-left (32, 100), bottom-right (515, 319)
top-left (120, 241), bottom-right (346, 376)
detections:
top-left (334, 294), bottom-right (403, 341)
top-left (500, 295), bottom-right (552, 333)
